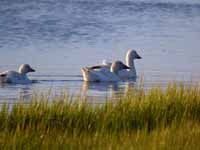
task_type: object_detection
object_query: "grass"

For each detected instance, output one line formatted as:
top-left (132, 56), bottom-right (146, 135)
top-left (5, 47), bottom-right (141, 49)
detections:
top-left (0, 83), bottom-right (200, 149)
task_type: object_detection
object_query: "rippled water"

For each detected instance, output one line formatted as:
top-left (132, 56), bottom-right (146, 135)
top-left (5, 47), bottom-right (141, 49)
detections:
top-left (0, 0), bottom-right (200, 102)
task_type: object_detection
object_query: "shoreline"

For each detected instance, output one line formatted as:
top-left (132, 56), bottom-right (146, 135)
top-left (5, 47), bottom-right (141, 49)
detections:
top-left (0, 83), bottom-right (200, 149)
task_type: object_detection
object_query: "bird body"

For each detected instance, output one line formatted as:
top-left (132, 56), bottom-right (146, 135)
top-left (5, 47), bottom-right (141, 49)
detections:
top-left (81, 49), bottom-right (142, 81)
top-left (0, 64), bottom-right (35, 84)
top-left (81, 61), bottom-right (129, 82)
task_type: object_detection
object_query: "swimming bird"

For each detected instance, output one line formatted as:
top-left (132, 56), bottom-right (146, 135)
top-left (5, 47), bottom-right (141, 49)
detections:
top-left (82, 49), bottom-right (142, 81)
top-left (81, 61), bottom-right (130, 82)
top-left (0, 64), bottom-right (35, 84)
top-left (100, 49), bottom-right (141, 79)
top-left (118, 49), bottom-right (142, 79)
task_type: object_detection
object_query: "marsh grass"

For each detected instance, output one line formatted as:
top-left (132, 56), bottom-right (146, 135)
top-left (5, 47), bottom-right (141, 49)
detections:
top-left (0, 83), bottom-right (200, 149)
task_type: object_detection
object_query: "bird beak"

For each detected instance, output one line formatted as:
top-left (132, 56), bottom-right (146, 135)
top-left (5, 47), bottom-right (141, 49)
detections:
top-left (29, 67), bottom-right (35, 72)
top-left (136, 54), bottom-right (142, 59)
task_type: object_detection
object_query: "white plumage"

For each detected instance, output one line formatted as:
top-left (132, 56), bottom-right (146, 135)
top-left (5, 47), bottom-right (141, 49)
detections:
top-left (0, 64), bottom-right (35, 84)
top-left (81, 61), bottom-right (130, 82)
top-left (81, 49), bottom-right (142, 81)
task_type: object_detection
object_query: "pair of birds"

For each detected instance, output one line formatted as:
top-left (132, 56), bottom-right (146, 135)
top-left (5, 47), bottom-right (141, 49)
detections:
top-left (81, 49), bottom-right (141, 82)
top-left (0, 49), bottom-right (141, 84)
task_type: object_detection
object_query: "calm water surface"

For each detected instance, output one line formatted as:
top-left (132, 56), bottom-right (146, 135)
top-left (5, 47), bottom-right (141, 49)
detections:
top-left (0, 0), bottom-right (200, 102)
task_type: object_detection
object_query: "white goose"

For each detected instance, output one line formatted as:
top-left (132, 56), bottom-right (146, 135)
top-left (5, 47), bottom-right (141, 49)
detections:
top-left (82, 49), bottom-right (141, 81)
top-left (118, 49), bottom-right (142, 79)
top-left (0, 64), bottom-right (35, 84)
top-left (81, 61), bottom-right (130, 82)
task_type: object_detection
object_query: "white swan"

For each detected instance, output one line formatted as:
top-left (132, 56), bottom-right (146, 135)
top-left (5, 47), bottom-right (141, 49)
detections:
top-left (0, 64), bottom-right (35, 84)
top-left (81, 61), bottom-right (130, 82)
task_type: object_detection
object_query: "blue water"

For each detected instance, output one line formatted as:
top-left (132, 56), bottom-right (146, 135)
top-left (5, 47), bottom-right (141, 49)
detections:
top-left (0, 0), bottom-right (200, 102)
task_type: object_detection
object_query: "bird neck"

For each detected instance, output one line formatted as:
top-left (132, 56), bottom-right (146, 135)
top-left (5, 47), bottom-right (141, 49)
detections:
top-left (126, 54), bottom-right (135, 68)
top-left (110, 68), bottom-right (117, 74)
top-left (126, 55), bottom-right (137, 77)
top-left (18, 71), bottom-right (26, 76)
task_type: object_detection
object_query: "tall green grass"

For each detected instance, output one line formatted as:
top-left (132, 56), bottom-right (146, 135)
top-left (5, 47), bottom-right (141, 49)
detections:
top-left (0, 83), bottom-right (200, 149)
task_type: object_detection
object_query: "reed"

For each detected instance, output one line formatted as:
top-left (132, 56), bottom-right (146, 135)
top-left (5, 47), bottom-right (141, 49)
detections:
top-left (0, 83), bottom-right (200, 149)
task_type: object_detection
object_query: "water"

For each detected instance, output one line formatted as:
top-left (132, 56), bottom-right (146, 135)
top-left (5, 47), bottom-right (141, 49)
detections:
top-left (0, 0), bottom-right (200, 102)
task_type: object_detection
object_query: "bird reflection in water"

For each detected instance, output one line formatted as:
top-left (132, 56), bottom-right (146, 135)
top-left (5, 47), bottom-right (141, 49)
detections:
top-left (81, 80), bottom-right (136, 102)
top-left (18, 85), bottom-right (32, 101)
top-left (0, 83), bottom-right (33, 104)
